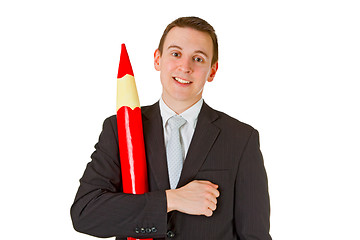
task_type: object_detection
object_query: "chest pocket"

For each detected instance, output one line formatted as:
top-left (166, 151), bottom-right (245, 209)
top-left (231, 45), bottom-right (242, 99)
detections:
top-left (194, 169), bottom-right (232, 195)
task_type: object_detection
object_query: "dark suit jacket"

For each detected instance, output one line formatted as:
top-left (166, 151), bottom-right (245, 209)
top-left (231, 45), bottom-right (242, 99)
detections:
top-left (71, 101), bottom-right (271, 240)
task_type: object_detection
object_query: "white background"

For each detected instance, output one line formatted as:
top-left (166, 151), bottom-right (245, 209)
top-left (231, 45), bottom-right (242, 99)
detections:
top-left (1, 0), bottom-right (359, 239)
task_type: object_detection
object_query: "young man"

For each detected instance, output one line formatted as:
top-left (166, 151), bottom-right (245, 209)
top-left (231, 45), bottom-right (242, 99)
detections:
top-left (71, 17), bottom-right (272, 240)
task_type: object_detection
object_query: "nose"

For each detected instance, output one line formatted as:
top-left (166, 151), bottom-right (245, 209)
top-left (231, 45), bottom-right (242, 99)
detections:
top-left (178, 57), bottom-right (193, 73)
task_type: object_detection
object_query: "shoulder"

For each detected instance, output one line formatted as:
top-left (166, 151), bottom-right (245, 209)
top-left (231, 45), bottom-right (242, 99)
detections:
top-left (103, 115), bottom-right (117, 128)
top-left (103, 102), bottom-right (159, 127)
top-left (204, 103), bottom-right (257, 136)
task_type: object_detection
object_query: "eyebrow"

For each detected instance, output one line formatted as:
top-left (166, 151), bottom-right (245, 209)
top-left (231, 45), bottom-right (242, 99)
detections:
top-left (168, 45), bottom-right (182, 51)
top-left (167, 45), bottom-right (209, 58)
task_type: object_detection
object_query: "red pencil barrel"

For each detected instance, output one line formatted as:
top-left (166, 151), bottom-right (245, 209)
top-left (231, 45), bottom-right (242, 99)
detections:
top-left (117, 106), bottom-right (148, 194)
top-left (117, 107), bottom-right (152, 240)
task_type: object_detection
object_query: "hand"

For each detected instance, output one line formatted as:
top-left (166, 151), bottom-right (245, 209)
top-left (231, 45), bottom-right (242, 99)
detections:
top-left (166, 180), bottom-right (220, 217)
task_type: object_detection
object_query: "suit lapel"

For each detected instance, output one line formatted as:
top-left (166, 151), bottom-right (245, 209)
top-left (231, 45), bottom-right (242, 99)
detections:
top-left (177, 102), bottom-right (220, 188)
top-left (142, 102), bottom-right (170, 190)
top-left (142, 101), bottom-right (220, 190)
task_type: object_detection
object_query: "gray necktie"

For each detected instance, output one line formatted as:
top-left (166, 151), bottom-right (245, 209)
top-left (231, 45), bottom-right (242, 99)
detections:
top-left (166, 115), bottom-right (187, 189)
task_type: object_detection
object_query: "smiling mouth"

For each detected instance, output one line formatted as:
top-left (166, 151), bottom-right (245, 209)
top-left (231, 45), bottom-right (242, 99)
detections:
top-left (173, 77), bottom-right (191, 84)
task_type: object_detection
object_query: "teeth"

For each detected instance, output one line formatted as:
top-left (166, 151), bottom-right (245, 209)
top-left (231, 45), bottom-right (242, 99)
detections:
top-left (174, 77), bottom-right (191, 84)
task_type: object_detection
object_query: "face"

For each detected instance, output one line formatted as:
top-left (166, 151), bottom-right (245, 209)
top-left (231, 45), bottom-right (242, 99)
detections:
top-left (154, 27), bottom-right (218, 109)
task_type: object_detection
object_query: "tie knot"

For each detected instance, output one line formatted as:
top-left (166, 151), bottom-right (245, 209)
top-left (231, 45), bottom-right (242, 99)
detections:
top-left (168, 115), bottom-right (186, 130)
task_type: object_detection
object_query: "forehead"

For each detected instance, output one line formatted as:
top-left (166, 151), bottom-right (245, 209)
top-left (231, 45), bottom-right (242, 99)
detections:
top-left (163, 27), bottom-right (213, 56)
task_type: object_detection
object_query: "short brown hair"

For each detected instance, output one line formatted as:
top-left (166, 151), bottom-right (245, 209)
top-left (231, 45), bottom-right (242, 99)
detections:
top-left (158, 16), bottom-right (218, 66)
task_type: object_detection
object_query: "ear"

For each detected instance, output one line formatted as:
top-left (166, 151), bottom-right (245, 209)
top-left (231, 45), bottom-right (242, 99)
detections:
top-left (207, 62), bottom-right (218, 82)
top-left (154, 49), bottom-right (161, 71)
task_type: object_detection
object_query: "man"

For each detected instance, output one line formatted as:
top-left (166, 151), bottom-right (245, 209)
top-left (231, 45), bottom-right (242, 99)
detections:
top-left (71, 16), bottom-right (272, 239)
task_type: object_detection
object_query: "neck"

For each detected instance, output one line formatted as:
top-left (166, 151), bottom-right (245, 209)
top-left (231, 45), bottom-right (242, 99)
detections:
top-left (162, 95), bottom-right (201, 115)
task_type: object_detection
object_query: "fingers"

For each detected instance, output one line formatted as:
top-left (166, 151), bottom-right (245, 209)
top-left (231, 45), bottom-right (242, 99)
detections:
top-left (204, 200), bottom-right (216, 217)
top-left (205, 208), bottom-right (214, 217)
top-left (196, 180), bottom-right (219, 217)
top-left (197, 180), bottom-right (220, 198)
top-left (208, 185), bottom-right (220, 198)
top-left (197, 180), bottom-right (218, 189)
top-left (208, 199), bottom-right (217, 211)
top-left (204, 190), bottom-right (217, 208)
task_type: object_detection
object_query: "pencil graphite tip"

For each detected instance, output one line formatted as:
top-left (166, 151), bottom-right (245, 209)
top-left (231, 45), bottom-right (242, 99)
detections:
top-left (117, 43), bottom-right (134, 79)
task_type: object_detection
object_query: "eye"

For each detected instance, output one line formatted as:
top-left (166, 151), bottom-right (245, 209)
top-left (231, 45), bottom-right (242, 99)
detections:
top-left (171, 52), bottom-right (181, 57)
top-left (194, 57), bottom-right (204, 63)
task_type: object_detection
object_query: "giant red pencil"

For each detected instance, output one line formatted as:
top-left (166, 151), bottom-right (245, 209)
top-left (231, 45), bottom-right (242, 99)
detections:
top-left (116, 44), bottom-right (151, 240)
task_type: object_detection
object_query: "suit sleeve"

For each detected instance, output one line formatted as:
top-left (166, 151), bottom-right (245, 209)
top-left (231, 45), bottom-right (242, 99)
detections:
top-left (235, 129), bottom-right (272, 240)
top-left (70, 116), bottom-right (167, 239)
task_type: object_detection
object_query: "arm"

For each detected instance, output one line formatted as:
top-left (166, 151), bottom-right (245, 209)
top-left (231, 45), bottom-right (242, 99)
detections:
top-left (70, 116), bottom-right (167, 238)
top-left (235, 129), bottom-right (272, 240)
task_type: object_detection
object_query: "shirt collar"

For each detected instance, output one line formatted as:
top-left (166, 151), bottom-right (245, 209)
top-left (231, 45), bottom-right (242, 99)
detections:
top-left (159, 97), bottom-right (204, 129)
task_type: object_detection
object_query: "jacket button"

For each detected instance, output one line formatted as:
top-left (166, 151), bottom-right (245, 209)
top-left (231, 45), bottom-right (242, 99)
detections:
top-left (134, 227), bottom-right (140, 234)
top-left (146, 227), bottom-right (152, 233)
top-left (140, 227), bottom-right (146, 234)
top-left (151, 227), bottom-right (158, 233)
top-left (167, 230), bottom-right (175, 238)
